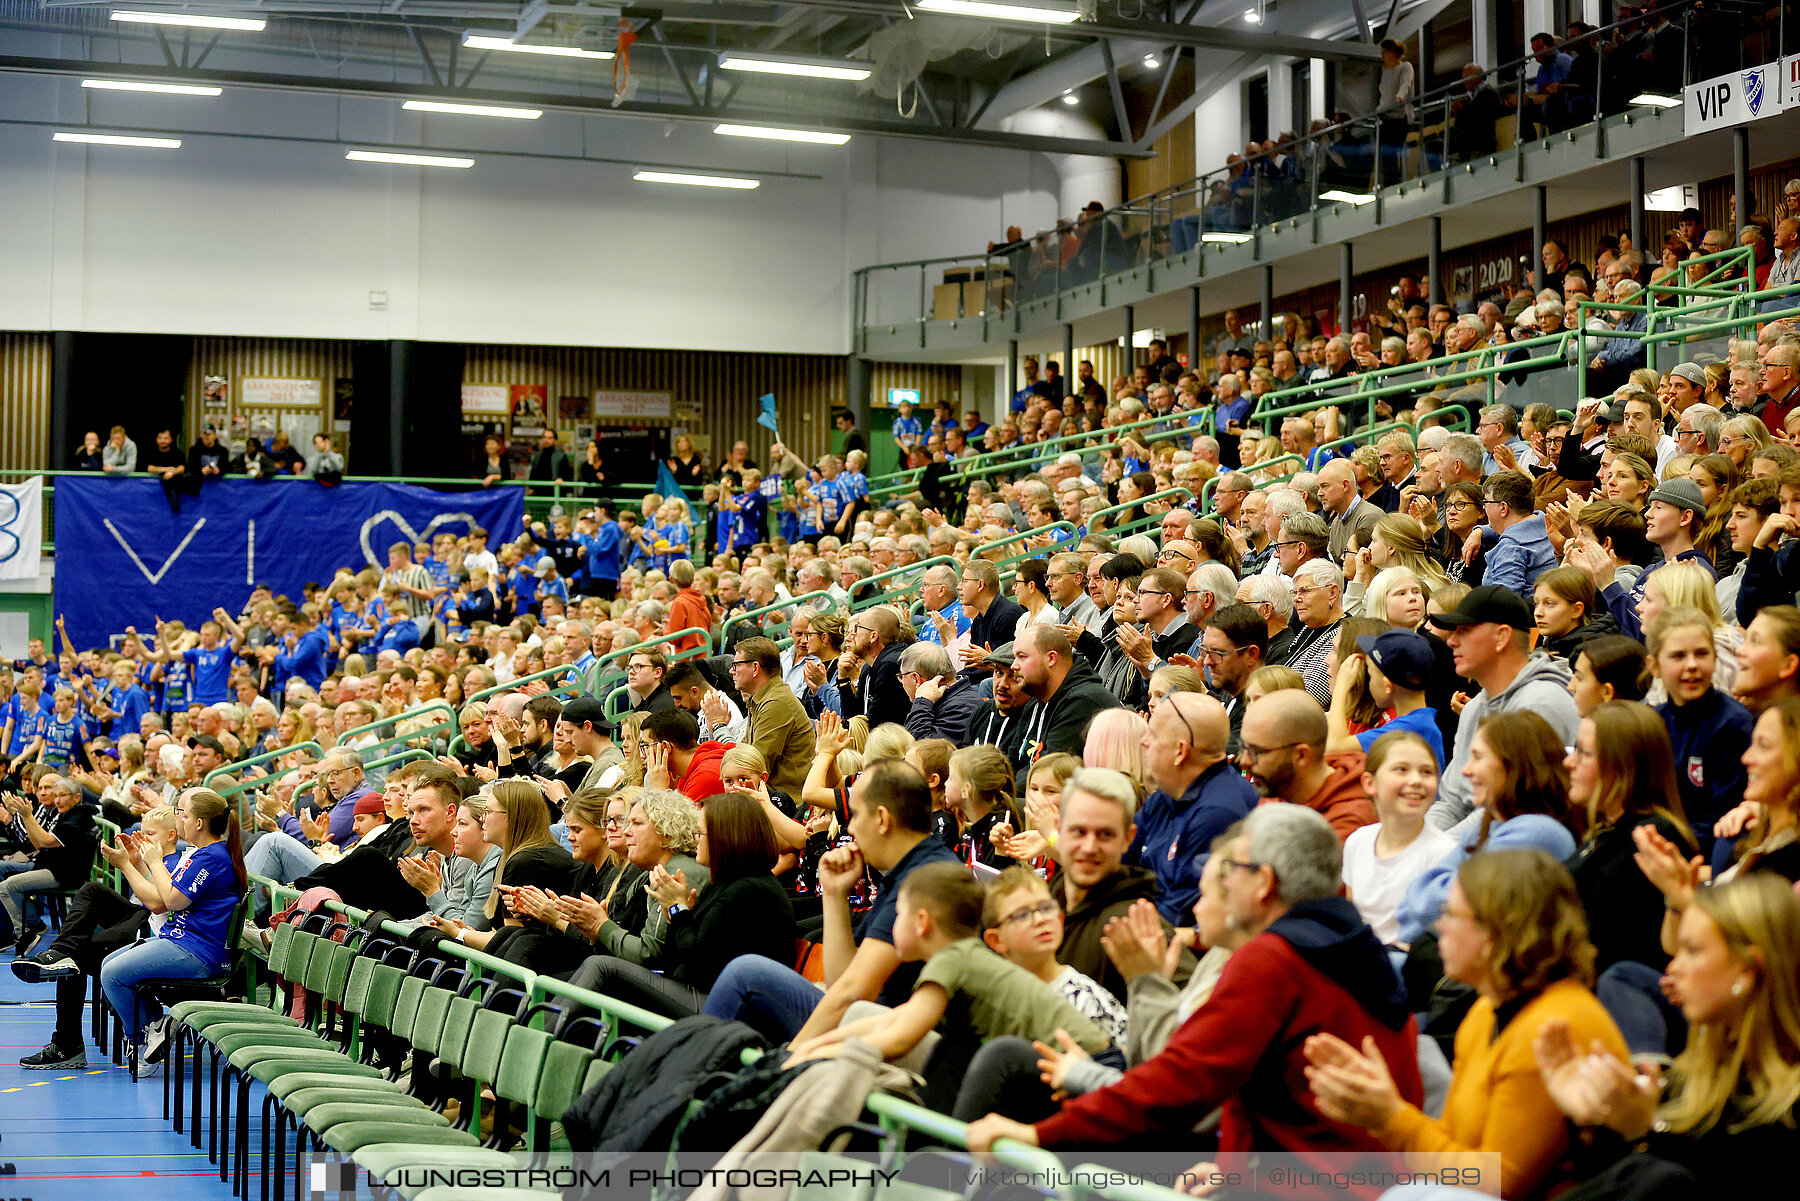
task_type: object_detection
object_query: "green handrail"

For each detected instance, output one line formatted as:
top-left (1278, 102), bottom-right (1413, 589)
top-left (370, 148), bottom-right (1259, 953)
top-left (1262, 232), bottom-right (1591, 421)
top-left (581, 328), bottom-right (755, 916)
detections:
top-left (205, 738), bottom-right (325, 790)
top-left (718, 592), bottom-right (834, 650)
top-left (848, 554), bottom-right (960, 612)
top-left (466, 662), bottom-right (582, 705)
top-left (868, 411), bottom-right (1199, 498)
top-left (1084, 487), bottom-right (1193, 536)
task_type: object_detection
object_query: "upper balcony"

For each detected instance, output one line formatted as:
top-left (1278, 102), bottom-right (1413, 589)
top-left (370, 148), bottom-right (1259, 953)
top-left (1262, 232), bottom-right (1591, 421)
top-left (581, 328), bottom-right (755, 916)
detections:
top-left (853, 1), bottom-right (1797, 361)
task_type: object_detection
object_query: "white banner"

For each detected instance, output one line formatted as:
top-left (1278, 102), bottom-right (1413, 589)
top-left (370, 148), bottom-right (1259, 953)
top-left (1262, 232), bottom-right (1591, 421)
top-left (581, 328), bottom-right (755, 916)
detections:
top-left (593, 390), bottom-right (672, 419)
top-left (460, 384), bottom-right (509, 415)
top-left (1785, 55), bottom-right (1800, 108)
top-left (1685, 61), bottom-right (1783, 136)
top-left (0, 476), bottom-right (44, 581)
top-left (240, 377), bottom-right (323, 408)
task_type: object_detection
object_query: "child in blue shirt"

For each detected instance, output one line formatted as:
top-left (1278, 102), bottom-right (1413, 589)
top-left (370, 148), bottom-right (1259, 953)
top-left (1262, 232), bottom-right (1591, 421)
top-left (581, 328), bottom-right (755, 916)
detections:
top-left (726, 473), bottom-right (770, 552)
top-left (892, 401), bottom-right (923, 454)
top-left (40, 687), bottom-right (90, 769)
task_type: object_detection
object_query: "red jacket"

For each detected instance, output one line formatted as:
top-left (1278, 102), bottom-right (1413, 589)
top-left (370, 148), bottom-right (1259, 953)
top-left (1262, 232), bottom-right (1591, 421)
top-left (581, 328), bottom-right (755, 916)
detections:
top-left (675, 741), bottom-right (730, 803)
top-left (1036, 898), bottom-right (1422, 1199)
top-left (665, 588), bottom-right (712, 655)
top-left (1263, 751), bottom-right (1376, 842)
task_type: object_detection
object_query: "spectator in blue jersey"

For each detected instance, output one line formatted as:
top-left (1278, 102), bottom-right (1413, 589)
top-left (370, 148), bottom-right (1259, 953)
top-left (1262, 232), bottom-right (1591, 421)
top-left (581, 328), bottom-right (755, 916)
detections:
top-left (917, 565), bottom-right (971, 646)
top-left (12, 638), bottom-right (57, 686)
top-left (267, 605), bottom-right (331, 694)
top-left (454, 568), bottom-right (500, 631)
top-left (892, 400), bottom-right (924, 454)
top-left (532, 559), bottom-right (569, 614)
top-left (840, 450), bottom-right (871, 529)
top-left (147, 612), bottom-right (239, 707)
top-left (88, 660), bottom-right (151, 742)
top-left (37, 688), bottom-right (91, 771)
top-left (726, 471), bottom-right (769, 552)
top-left (374, 599), bottom-right (422, 657)
top-left (575, 503), bottom-right (624, 601)
top-left (1, 669), bottom-right (51, 784)
top-left (99, 787), bottom-right (245, 1069)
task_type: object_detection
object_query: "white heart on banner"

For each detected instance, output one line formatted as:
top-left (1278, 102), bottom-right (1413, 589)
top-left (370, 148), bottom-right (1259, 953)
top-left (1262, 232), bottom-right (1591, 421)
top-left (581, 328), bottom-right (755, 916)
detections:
top-left (359, 509), bottom-right (483, 568)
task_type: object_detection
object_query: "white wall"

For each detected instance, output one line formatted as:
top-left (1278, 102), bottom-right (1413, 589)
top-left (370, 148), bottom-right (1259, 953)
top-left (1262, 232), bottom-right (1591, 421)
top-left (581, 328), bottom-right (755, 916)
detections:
top-left (0, 73), bottom-right (1061, 356)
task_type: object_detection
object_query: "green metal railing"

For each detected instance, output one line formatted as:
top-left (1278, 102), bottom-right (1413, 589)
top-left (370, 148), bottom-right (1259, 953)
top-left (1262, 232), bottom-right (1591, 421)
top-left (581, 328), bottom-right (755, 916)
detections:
top-left (204, 739), bottom-right (325, 794)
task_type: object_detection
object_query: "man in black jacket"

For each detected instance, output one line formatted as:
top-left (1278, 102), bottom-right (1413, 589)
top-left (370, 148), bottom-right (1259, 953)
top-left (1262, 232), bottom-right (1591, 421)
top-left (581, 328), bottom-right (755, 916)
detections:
top-left (529, 429), bottom-right (574, 484)
top-left (840, 606), bottom-right (911, 730)
top-left (964, 644), bottom-right (1039, 773)
top-left (1012, 626), bottom-right (1123, 758)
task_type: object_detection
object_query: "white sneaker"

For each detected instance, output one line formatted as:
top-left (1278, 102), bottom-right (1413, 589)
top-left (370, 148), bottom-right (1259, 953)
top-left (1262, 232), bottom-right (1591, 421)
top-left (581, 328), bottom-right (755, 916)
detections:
top-left (141, 1016), bottom-right (173, 1065)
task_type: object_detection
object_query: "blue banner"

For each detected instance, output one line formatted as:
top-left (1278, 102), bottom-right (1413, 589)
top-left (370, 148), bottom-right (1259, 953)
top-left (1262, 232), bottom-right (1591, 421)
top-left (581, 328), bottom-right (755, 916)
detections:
top-left (54, 478), bottom-right (525, 651)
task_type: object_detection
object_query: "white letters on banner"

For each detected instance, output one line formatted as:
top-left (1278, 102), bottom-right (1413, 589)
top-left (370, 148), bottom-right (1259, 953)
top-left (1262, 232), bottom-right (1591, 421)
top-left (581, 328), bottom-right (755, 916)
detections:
top-left (240, 377), bottom-right (324, 408)
top-left (594, 391), bottom-right (673, 419)
top-left (0, 477), bottom-right (42, 581)
top-left (461, 385), bottom-right (510, 415)
top-left (1685, 62), bottom-right (1783, 136)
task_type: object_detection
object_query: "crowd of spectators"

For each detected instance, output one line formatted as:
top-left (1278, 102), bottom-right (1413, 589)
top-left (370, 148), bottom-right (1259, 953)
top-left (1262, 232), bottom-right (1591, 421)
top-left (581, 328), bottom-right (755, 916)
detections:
top-left (8, 192), bottom-right (1800, 1193)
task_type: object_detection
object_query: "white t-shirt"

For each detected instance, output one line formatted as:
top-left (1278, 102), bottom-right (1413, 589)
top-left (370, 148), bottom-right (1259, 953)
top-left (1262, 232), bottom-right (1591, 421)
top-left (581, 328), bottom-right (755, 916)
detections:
top-left (1050, 964), bottom-right (1129, 1048)
top-left (1343, 823), bottom-right (1456, 945)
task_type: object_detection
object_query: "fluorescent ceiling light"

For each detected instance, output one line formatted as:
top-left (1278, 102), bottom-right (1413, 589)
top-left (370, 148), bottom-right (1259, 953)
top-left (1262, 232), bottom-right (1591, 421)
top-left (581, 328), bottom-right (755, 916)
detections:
top-left (403, 100), bottom-right (542, 119)
top-left (634, 169), bottom-right (759, 189)
top-left (82, 78), bottom-right (222, 96)
top-left (110, 9), bottom-right (266, 31)
top-left (1630, 93), bottom-right (1681, 108)
top-left (346, 149), bottom-right (474, 168)
top-left (916, 0), bottom-right (1082, 24)
top-left (1201, 232), bottom-right (1253, 243)
top-left (1144, 56), bottom-right (1160, 68)
top-left (1320, 189), bottom-right (1374, 205)
top-left (462, 34), bottom-right (613, 60)
top-left (54, 130), bottom-right (181, 148)
top-left (717, 52), bottom-right (871, 81)
top-left (715, 123), bottom-right (850, 145)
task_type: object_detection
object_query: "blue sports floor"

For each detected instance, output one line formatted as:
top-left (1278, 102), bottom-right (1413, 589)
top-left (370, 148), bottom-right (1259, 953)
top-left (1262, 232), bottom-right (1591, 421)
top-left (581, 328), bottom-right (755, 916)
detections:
top-left (0, 958), bottom-right (238, 1201)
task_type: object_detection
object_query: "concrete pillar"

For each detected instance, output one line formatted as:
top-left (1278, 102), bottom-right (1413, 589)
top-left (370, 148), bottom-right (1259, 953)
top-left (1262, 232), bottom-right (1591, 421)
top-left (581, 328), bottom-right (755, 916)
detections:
top-left (1339, 242), bottom-right (1354, 334)
top-left (1533, 185), bottom-right (1548, 292)
top-left (1261, 265), bottom-right (1274, 337)
top-left (1734, 127), bottom-right (1750, 228)
top-left (1188, 287), bottom-right (1202, 370)
top-left (1629, 157), bottom-right (1645, 253)
top-left (1123, 304), bottom-right (1136, 367)
top-left (1428, 216), bottom-right (1443, 306)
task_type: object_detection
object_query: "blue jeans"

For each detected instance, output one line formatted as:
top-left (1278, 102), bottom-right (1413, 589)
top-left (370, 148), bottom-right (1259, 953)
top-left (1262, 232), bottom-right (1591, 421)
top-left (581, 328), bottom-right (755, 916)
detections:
top-left (701, 954), bottom-right (825, 1041)
top-left (245, 832), bottom-right (324, 919)
top-left (1596, 960), bottom-right (1684, 1058)
top-left (100, 936), bottom-right (214, 1041)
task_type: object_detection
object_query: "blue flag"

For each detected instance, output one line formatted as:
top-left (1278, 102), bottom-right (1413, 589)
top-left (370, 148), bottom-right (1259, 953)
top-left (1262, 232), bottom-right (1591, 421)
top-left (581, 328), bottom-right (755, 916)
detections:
top-left (756, 393), bottom-right (781, 436)
top-left (656, 461), bottom-right (688, 502)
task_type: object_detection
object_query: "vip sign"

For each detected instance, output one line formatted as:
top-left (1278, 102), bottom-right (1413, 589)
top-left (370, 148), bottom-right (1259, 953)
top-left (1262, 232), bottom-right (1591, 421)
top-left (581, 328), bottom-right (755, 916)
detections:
top-left (1685, 62), bottom-right (1783, 136)
top-left (1786, 55), bottom-right (1800, 108)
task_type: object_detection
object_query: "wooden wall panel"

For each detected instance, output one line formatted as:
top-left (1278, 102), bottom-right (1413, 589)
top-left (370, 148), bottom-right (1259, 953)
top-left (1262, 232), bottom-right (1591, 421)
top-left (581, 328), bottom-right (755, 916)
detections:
top-left (869, 362), bottom-right (964, 413)
top-left (185, 336), bottom-right (359, 453)
top-left (0, 333), bottom-right (52, 473)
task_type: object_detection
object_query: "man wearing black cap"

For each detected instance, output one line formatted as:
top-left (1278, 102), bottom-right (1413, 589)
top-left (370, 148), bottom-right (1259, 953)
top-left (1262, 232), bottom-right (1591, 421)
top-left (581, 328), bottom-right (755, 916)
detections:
top-left (1570, 476), bottom-right (1713, 642)
top-left (188, 734), bottom-right (229, 784)
top-left (1424, 585), bottom-right (1578, 831)
top-left (187, 424), bottom-right (232, 480)
top-left (556, 697), bottom-right (623, 793)
top-left (963, 643), bottom-right (1038, 772)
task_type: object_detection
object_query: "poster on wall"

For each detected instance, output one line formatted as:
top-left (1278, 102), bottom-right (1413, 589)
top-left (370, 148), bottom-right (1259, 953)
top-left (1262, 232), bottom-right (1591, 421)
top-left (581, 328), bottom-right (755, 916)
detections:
top-left (510, 384), bottom-right (549, 436)
top-left (461, 384), bottom-right (509, 416)
top-left (593, 391), bottom-right (672, 419)
top-left (334, 378), bottom-right (355, 426)
top-left (559, 395), bottom-right (590, 424)
top-left (241, 378), bottom-right (324, 408)
top-left (203, 376), bottom-right (229, 410)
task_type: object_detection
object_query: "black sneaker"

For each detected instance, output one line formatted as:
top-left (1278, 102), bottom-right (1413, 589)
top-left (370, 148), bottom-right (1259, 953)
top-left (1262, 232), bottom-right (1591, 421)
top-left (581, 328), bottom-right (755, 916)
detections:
top-left (21, 1042), bottom-right (86, 1070)
top-left (0, 929), bottom-right (17, 952)
top-left (141, 1016), bottom-right (173, 1065)
top-left (11, 953), bottom-right (80, 983)
top-left (15, 924), bottom-right (47, 957)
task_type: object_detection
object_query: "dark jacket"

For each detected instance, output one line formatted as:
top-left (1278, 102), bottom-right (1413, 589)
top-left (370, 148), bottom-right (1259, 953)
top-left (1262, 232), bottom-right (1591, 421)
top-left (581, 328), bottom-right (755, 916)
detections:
top-left (960, 597), bottom-right (1028, 682)
top-left (1660, 688), bottom-right (1755, 864)
top-left (1019, 657), bottom-right (1124, 758)
top-left (564, 1015), bottom-right (768, 1152)
top-left (295, 823), bottom-right (428, 919)
top-left (902, 673), bottom-right (990, 744)
top-left (965, 699), bottom-right (1038, 775)
top-left (632, 680), bottom-right (678, 715)
top-left (1057, 865), bottom-right (1194, 1003)
top-left (1127, 760), bottom-right (1258, 924)
top-left (1736, 540), bottom-right (1800, 626)
top-left (843, 640), bottom-right (910, 731)
top-left (1570, 812), bottom-right (1695, 976)
top-left (1075, 618), bottom-right (1148, 709)
top-left (664, 873), bottom-right (796, 991)
top-left (1537, 613), bottom-right (1622, 665)
top-left (1036, 896), bottom-right (1422, 1184)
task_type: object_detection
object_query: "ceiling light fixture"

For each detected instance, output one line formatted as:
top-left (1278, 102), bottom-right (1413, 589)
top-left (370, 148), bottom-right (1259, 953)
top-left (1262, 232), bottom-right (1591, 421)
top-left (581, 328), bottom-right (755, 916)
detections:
top-left (916, 0), bottom-right (1082, 25)
top-left (716, 51), bottom-right (871, 80)
top-left (1201, 232), bottom-right (1253, 243)
top-left (1144, 55), bottom-right (1160, 68)
top-left (346, 148), bottom-right (474, 168)
top-left (403, 100), bottom-right (542, 119)
top-left (715, 123), bottom-right (850, 145)
top-left (82, 78), bottom-right (222, 96)
top-left (54, 130), bottom-right (181, 148)
top-left (1061, 90), bottom-right (1079, 105)
top-left (1630, 93), bottom-right (1681, 108)
top-left (1319, 188), bottom-right (1375, 205)
top-left (634, 169), bottom-right (759, 189)
top-left (462, 34), bottom-right (613, 60)
top-left (110, 9), bottom-right (266, 31)
top-left (1243, 7), bottom-right (1261, 23)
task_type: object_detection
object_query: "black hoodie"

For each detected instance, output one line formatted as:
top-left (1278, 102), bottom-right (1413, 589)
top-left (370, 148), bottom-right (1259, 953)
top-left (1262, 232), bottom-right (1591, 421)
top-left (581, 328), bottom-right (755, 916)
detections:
top-left (1266, 895), bottom-right (1412, 1031)
top-left (1057, 865), bottom-right (1197, 1003)
top-left (1020, 657), bottom-right (1125, 758)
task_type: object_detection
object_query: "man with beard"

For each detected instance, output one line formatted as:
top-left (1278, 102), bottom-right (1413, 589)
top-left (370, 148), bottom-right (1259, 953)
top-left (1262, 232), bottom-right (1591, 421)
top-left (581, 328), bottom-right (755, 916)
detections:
top-left (1237, 690), bottom-right (1374, 841)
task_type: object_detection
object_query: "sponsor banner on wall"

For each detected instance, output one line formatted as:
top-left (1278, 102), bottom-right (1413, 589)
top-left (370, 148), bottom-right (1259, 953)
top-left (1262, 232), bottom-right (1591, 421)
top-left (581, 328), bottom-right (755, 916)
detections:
top-left (240, 377), bottom-right (323, 408)
top-left (1685, 61), bottom-right (1783, 136)
top-left (594, 390), bottom-right (673, 419)
top-left (1785, 55), bottom-right (1800, 108)
top-left (461, 384), bottom-right (509, 415)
